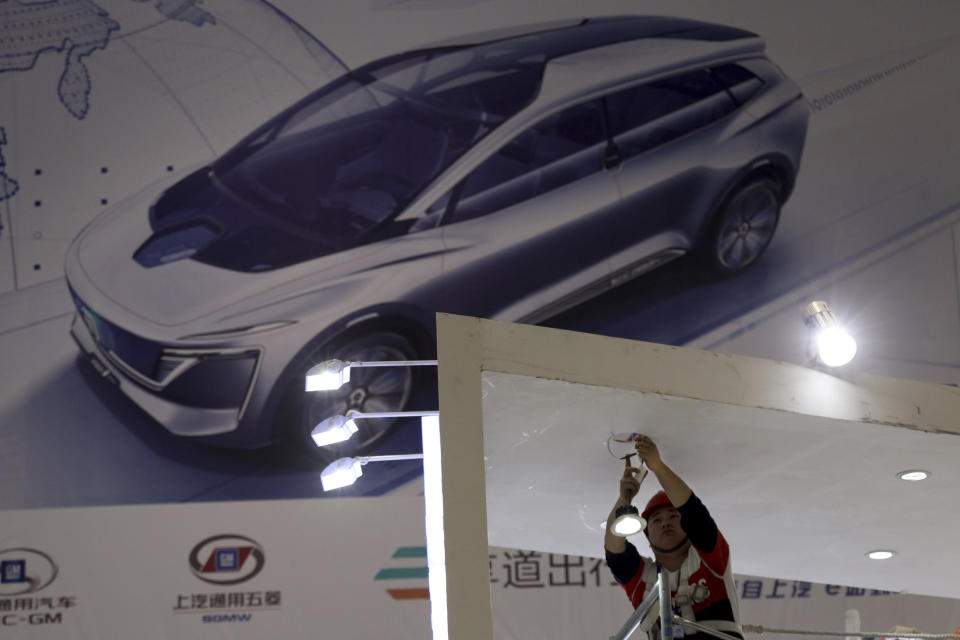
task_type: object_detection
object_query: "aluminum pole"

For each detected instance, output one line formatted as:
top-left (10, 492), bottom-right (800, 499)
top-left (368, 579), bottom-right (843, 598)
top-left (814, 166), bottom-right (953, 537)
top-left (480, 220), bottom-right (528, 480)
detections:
top-left (609, 578), bottom-right (662, 640)
top-left (658, 564), bottom-right (674, 640)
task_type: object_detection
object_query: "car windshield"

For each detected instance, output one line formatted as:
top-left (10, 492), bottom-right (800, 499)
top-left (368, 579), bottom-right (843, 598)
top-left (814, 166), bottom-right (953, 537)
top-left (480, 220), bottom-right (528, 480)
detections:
top-left (213, 46), bottom-right (545, 247)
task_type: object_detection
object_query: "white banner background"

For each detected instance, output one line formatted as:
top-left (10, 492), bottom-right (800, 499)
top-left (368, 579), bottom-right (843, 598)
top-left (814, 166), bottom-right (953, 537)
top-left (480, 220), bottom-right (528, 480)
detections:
top-left (2, 498), bottom-right (957, 639)
top-left (0, 499), bottom-right (433, 639)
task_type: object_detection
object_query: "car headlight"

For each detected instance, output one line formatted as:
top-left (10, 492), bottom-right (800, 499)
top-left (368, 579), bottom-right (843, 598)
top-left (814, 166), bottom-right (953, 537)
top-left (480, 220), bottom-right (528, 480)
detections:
top-left (160, 349), bottom-right (260, 409)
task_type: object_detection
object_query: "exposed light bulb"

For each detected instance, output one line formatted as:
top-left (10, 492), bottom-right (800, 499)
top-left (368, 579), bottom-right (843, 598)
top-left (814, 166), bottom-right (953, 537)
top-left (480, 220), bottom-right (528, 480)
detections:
top-left (611, 505), bottom-right (645, 537)
top-left (817, 326), bottom-right (857, 367)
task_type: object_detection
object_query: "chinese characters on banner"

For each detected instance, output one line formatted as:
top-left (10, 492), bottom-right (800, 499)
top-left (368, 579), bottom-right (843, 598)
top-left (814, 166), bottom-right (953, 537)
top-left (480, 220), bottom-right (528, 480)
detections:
top-left (490, 550), bottom-right (619, 589)
top-left (487, 549), bottom-right (897, 598)
top-left (739, 579), bottom-right (893, 600)
top-left (172, 591), bottom-right (281, 612)
top-left (0, 596), bottom-right (76, 611)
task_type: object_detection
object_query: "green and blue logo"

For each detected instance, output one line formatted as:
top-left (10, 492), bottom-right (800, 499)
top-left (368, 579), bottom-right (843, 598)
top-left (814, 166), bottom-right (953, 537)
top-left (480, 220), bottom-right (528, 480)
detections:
top-left (376, 547), bottom-right (429, 600)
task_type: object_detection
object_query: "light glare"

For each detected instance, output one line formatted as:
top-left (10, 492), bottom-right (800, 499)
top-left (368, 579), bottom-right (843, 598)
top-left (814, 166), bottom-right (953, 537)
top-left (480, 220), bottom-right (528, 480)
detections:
top-left (421, 415), bottom-right (448, 640)
top-left (305, 359), bottom-right (351, 391)
top-left (817, 326), bottom-right (857, 367)
top-left (866, 550), bottom-right (895, 560)
top-left (611, 505), bottom-right (645, 537)
top-left (310, 414), bottom-right (358, 447)
top-left (612, 515), bottom-right (645, 537)
top-left (320, 457), bottom-right (363, 491)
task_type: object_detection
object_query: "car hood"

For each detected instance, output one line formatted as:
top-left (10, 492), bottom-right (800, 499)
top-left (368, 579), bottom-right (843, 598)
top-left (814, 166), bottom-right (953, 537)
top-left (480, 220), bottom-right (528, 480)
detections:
top-left (71, 179), bottom-right (440, 330)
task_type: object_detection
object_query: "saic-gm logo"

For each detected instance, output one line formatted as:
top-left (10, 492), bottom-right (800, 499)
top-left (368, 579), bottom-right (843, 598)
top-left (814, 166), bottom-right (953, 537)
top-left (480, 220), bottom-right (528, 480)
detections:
top-left (0, 548), bottom-right (72, 628)
top-left (189, 535), bottom-right (265, 586)
top-left (175, 535), bottom-right (280, 622)
top-left (0, 549), bottom-right (58, 596)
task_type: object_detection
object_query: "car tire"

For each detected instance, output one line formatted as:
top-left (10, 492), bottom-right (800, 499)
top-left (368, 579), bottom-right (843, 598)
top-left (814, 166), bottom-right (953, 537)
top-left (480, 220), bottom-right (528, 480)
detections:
top-left (701, 177), bottom-right (782, 276)
top-left (276, 329), bottom-right (417, 463)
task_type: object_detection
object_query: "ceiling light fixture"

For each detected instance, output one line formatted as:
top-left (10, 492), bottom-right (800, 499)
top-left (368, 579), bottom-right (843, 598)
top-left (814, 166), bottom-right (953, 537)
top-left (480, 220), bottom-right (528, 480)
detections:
top-left (866, 550), bottom-right (896, 560)
top-left (896, 470), bottom-right (929, 482)
top-left (305, 358), bottom-right (438, 391)
top-left (803, 300), bottom-right (857, 367)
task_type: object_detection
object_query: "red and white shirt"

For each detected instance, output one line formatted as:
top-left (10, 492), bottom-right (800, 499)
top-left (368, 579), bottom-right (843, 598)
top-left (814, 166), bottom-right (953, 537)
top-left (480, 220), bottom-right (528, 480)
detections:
top-left (606, 494), bottom-right (742, 640)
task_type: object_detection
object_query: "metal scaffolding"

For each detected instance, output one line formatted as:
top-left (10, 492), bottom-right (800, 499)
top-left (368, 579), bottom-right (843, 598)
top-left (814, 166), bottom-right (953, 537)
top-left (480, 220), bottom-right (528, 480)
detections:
top-left (610, 563), bottom-right (745, 640)
top-left (609, 574), bottom-right (960, 640)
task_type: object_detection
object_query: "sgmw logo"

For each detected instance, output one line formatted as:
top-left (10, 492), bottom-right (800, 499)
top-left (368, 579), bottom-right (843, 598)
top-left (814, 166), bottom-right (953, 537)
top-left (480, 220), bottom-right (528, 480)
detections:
top-left (189, 535), bottom-right (264, 585)
top-left (0, 549), bottom-right (58, 596)
top-left (203, 613), bottom-right (253, 623)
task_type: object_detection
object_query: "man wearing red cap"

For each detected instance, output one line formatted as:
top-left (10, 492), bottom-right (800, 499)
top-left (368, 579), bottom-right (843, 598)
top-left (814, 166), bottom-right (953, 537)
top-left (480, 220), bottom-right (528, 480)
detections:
top-left (604, 435), bottom-right (742, 640)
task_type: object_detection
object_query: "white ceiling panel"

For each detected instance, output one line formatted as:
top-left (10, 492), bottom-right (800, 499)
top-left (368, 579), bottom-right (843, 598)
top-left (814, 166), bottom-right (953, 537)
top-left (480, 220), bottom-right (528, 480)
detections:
top-left (481, 371), bottom-right (960, 598)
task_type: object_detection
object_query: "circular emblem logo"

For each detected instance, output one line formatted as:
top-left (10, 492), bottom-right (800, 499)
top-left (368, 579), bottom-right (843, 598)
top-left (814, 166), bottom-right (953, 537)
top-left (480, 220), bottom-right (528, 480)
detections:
top-left (189, 535), bottom-right (265, 585)
top-left (0, 548), bottom-right (58, 595)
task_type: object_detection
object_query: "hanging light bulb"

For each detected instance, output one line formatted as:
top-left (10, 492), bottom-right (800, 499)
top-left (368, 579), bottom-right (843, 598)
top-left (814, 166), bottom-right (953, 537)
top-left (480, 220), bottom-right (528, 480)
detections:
top-left (610, 453), bottom-right (648, 537)
top-left (611, 505), bottom-right (646, 537)
top-left (803, 301), bottom-right (857, 367)
top-left (816, 326), bottom-right (858, 367)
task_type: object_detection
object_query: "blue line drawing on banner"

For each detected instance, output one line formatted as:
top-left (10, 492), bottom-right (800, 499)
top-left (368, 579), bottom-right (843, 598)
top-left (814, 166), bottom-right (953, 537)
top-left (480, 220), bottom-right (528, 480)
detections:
top-left (373, 0), bottom-right (490, 9)
top-left (0, 0), bottom-right (348, 291)
top-left (210, 0), bottom-right (349, 88)
top-left (129, 0), bottom-right (215, 27)
top-left (0, 128), bottom-right (19, 217)
top-left (0, 0), bottom-right (121, 119)
top-left (0, 0), bottom-right (347, 122)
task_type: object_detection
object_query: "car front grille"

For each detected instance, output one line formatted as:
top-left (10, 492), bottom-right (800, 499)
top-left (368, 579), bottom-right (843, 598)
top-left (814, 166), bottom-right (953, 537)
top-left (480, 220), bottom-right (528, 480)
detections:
top-left (69, 288), bottom-right (163, 380)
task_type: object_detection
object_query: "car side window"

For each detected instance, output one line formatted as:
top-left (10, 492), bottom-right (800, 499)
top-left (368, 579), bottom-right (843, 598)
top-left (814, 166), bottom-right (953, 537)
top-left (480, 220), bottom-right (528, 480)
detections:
top-left (711, 63), bottom-right (764, 104)
top-left (448, 100), bottom-right (606, 224)
top-left (605, 68), bottom-right (738, 159)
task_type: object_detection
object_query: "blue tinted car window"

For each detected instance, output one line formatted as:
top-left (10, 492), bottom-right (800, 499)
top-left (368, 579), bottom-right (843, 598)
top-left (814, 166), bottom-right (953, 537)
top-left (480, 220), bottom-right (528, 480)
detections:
top-left (451, 100), bottom-right (605, 223)
top-left (212, 48), bottom-right (545, 248)
top-left (606, 69), bottom-right (737, 159)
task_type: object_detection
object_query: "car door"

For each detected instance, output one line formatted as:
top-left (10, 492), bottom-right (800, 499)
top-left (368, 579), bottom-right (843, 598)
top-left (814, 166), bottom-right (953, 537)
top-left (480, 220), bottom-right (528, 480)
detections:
top-left (437, 99), bottom-right (622, 323)
top-left (601, 67), bottom-right (744, 282)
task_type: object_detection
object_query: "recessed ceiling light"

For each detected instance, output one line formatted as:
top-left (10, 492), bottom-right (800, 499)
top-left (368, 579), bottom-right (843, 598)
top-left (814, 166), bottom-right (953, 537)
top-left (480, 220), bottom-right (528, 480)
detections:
top-left (896, 470), bottom-right (930, 482)
top-left (866, 550), bottom-right (896, 560)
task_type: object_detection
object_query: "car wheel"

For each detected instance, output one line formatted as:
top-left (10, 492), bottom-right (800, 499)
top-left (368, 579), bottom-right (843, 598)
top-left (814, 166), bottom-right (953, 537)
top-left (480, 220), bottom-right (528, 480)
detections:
top-left (702, 177), bottom-right (781, 276)
top-left (279, 329), bottom-right (416, 462)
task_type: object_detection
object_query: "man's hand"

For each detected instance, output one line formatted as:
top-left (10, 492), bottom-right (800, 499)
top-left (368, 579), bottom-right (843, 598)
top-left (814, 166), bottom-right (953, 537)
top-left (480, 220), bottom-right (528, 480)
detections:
top-left (633, 434), bottom-right (693, 509)
top-left (634, 434), bottom-right (664, 471)
top-left (619, 466), bottom-right (641, 503)
top-left (607, 464), bottom-right (643, 553)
